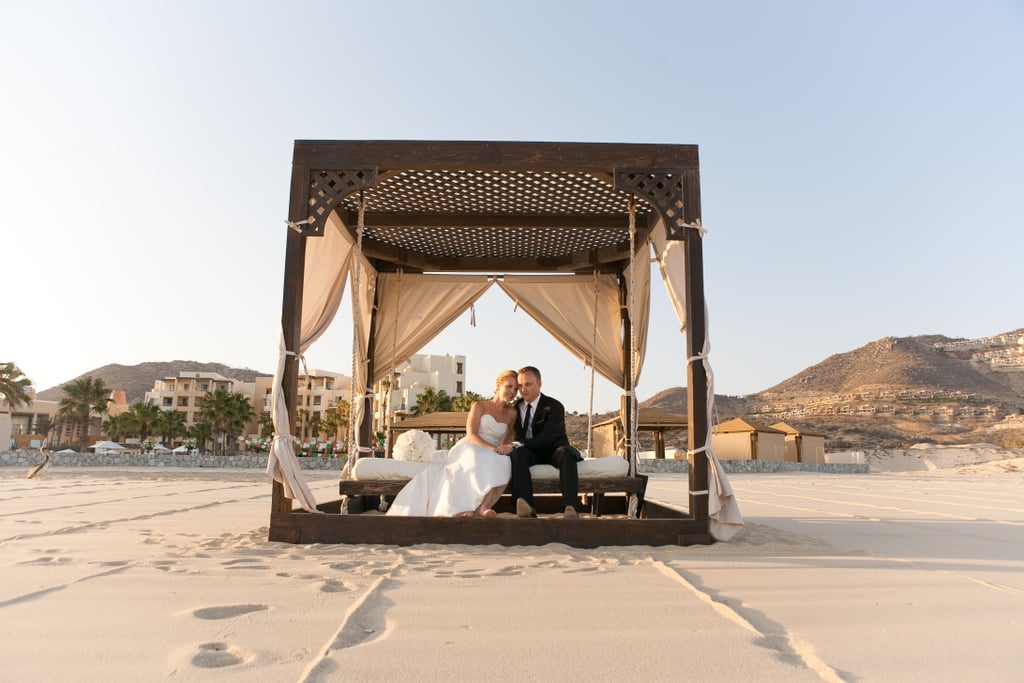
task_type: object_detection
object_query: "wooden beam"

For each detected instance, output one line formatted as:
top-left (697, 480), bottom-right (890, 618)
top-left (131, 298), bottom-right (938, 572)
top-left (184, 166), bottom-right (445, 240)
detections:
top-left (293, 140), bottom-right (700, 173)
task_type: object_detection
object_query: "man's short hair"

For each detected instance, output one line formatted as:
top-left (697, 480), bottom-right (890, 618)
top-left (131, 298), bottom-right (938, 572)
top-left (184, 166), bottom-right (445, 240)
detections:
top-left (518, 366), bottom-right (541, 381)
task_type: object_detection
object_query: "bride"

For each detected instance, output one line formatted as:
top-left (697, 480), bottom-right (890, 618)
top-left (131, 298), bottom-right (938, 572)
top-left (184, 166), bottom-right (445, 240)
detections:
top-left (389, 370), bottom-right (519, 517)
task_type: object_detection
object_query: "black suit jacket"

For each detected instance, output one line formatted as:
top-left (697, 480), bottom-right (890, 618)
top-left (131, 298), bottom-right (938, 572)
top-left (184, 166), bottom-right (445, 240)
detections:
top-left (514, 394), bottom-right (571, 454)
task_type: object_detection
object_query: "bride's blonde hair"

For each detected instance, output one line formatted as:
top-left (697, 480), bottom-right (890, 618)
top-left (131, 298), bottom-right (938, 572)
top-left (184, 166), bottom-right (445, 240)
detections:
top-left (494, 369), bottom-right (518, 393)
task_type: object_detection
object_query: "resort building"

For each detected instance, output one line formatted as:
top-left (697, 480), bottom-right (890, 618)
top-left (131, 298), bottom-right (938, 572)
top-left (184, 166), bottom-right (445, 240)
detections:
top-left (254, 369), bottom-right (352, 439)
top-left (372, 353), bottom-right (467, 428)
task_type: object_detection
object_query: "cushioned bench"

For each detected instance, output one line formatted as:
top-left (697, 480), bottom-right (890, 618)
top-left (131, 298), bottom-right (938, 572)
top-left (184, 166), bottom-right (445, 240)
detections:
top-left (338, 454), bottom-right (645, 516)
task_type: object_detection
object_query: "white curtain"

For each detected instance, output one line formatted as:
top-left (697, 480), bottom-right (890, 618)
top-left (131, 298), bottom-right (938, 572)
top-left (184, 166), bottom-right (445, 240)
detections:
top-left (652, 220), bottom-right (744, 540)
top-left (371, 273), bottom-right (494, 385)
top-left (266, 213), bottom-right (354, 512)
top-left (650, 217), bottom-right (688, 333)
top-left (496, 261), bottom-right (650, 386)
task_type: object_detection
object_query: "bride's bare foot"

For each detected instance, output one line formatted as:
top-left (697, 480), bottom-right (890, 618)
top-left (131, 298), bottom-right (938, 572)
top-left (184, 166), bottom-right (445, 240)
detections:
top-left (480, 508), bottom-right (497, 518)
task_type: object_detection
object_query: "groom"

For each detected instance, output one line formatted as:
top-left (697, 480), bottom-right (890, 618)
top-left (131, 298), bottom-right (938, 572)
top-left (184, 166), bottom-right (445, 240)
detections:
top-left (510, 366), bottom-right (583, 518)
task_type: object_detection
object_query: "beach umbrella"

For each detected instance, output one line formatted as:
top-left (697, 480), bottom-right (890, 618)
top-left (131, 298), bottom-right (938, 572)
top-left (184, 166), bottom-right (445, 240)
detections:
top-left (152, 443), bottom-right (171, 453)
top-left (89, 440), bottom-right (125, 450)
top-left (56, 448), bottom-right (77, 454)
top-left (89, 440), bottom-right (126, 454)
top-left (171, 445), bottom-right (189, 454)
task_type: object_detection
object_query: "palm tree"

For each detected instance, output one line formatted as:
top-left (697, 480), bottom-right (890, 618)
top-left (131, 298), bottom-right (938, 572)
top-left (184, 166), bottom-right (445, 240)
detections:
top-left (188, 421), bottom-right (213, 453)
top-left (102, 413), bottom-right (132, 442)
top-left (156, 409), bottom-right (187, 446)
top-left (452, 391), bottom-right (485, 412)
top-left (58, 376), bottom-right (112, 450)
top-left (34, 414), bottom-right (56, 448)
top-left (0, 362), bottom-right (33, 412)
top-left (258, 411), bottom-right (274, 438)
top-left (308, 412), bottom-right (322, 440)
top-left (412, 387), bottom-right (451, 415)
top-left (197, 388), bottom-right (253, 454)
top-left (125, 402), bottom-right (162, 441)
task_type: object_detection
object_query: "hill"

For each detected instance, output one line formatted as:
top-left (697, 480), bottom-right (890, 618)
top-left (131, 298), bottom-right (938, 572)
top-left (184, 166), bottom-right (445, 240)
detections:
top-left (35, 361), bottom-right (271, 404)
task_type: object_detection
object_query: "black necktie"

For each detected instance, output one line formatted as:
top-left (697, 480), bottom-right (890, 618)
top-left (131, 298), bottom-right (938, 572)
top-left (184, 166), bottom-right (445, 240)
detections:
top-left (523, 404), bottom-right (532, 439)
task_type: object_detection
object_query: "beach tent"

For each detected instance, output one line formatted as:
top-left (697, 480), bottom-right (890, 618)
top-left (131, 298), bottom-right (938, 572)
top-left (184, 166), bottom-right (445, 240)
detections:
top-left (771, 421), bottom-right (827, 463)
top-left (266, 140), bottom-right (742, 546)
top-left (712, 418), bottom-right (786, 461)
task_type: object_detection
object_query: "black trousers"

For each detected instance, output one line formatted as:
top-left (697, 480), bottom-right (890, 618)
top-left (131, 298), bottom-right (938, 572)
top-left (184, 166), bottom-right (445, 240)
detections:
top-left (510, 445), bottom-right (582, 508)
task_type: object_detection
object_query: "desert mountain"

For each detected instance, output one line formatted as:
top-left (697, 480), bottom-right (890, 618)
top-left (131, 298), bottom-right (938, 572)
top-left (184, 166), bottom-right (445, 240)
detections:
top-left (758, 334), bottom-right (1022, 402)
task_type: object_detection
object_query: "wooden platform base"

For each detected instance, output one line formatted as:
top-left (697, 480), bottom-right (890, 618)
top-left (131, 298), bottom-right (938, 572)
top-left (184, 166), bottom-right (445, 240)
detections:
top-left (268, 498), bottom-right (712, 548)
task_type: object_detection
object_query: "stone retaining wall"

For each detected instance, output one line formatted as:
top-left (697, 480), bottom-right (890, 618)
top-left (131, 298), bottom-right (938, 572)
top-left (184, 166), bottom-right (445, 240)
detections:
top-left (2, 449), bottom-right (866, 473)
top-left (0, 450), bottom-right (345, 470)
top-left (639, 459), bottom-right (869, 474)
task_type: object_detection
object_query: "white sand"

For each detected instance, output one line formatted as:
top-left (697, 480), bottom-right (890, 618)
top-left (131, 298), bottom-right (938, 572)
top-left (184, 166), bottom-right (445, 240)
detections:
top-left (2, 448), bottom-right (1022, 681)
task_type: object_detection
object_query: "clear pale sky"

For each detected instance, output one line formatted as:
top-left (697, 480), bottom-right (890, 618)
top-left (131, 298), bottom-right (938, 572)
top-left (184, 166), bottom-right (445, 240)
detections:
top-left (3, 1), bottom-right (1022, 414)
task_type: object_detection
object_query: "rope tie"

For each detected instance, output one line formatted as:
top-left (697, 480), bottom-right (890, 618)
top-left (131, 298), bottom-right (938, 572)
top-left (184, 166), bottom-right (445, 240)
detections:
top-left (683, 219), bottom-right (707, 236)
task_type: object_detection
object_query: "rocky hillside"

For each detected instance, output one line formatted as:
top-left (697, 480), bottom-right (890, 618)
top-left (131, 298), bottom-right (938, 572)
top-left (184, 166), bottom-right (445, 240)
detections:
top-left (36, 361), bottom-right (271, 404)
top-left (758, 334), bottom-right (1021, 402)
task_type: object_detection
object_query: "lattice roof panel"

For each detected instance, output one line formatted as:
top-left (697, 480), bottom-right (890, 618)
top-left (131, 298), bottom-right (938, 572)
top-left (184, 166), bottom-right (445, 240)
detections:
top-left (341, 169), bottom-right (649, 215)
top-left (335, 169), bottom-right (654, 269)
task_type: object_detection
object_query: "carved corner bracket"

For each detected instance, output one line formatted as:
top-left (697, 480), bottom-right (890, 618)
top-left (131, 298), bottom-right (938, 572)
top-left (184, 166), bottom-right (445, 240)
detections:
top-left (613, 168), bottom-right (695, 241)
top-left (302, 167), bottom-right (378, 235)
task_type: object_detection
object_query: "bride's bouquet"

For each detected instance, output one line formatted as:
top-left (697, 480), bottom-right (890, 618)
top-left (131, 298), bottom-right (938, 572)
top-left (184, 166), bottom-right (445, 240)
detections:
top-left (392, 429), bottom-right (435, 463)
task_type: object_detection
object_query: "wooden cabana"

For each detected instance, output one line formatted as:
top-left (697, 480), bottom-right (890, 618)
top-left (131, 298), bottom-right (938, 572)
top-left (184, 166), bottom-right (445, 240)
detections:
top-left (590, 408), bottom-right (688, 459)
top-left (265, 140), bottom-right (741, 547)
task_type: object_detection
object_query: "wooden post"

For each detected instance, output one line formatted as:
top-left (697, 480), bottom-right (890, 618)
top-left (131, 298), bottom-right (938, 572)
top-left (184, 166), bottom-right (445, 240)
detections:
top-left (682, 169), bottom-right (710, 523)
top-left (272, 164), bottom-right (308, 514)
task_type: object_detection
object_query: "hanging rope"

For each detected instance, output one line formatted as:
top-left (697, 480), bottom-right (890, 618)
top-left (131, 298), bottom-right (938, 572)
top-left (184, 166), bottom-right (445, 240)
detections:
top-left (384, 268), bottom-right (403, 459)
top-left (627, 197), bottom-right (639, 478)
top-left (345, 193), bottom-right (367, 475)
top-left (586, 269), bottom-right (600, 458)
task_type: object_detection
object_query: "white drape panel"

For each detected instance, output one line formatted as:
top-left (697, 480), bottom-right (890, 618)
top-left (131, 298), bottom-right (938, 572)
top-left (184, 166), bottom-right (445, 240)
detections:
top-left (349, 252), bottom-right (379, 464)
top-left (650, 217), bottom-right (688, 333)
top-left (497, 268), bottom-right (650, 385)
top-left (371, 273), bottom-right (494, 385)
top-left (266, 213), bottom-right (354, 511)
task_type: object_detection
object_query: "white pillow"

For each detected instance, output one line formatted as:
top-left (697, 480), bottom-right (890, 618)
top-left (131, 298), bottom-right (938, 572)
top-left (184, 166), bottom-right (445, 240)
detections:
top-left (351, 458), bottom-right (427, 480)
top-left (529, 456), bottom-right (629, 480)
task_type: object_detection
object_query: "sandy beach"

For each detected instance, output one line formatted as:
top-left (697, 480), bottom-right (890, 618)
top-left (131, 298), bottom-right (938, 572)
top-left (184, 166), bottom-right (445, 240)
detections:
top-left (2, 448), bottom-right (1022, 681)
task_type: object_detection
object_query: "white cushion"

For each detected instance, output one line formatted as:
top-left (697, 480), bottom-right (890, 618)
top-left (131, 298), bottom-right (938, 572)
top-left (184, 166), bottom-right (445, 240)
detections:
top-left (351, 457), bottom-right (427, 480)
top-left (352, 453), bottom-right (628, 481)
top-left (530, 456), bottom-right (629, 480)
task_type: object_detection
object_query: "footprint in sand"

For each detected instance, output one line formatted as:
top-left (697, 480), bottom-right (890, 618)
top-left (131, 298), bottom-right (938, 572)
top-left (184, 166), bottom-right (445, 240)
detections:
top-left (319, 579), bottom-right (351, 593)
top-left (193, 604), bottom-right (269, 620)
top-left (191, 641), bottom-right (249, 668)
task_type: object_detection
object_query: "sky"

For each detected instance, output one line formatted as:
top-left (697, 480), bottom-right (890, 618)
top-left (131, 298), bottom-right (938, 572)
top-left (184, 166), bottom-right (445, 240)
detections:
top-left (3, 1), bottom-right (1022, 414)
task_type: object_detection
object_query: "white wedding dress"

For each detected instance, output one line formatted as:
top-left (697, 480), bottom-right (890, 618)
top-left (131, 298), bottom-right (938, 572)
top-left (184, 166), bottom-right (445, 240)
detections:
top-left (389, 414), bottom-right (512, 516)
